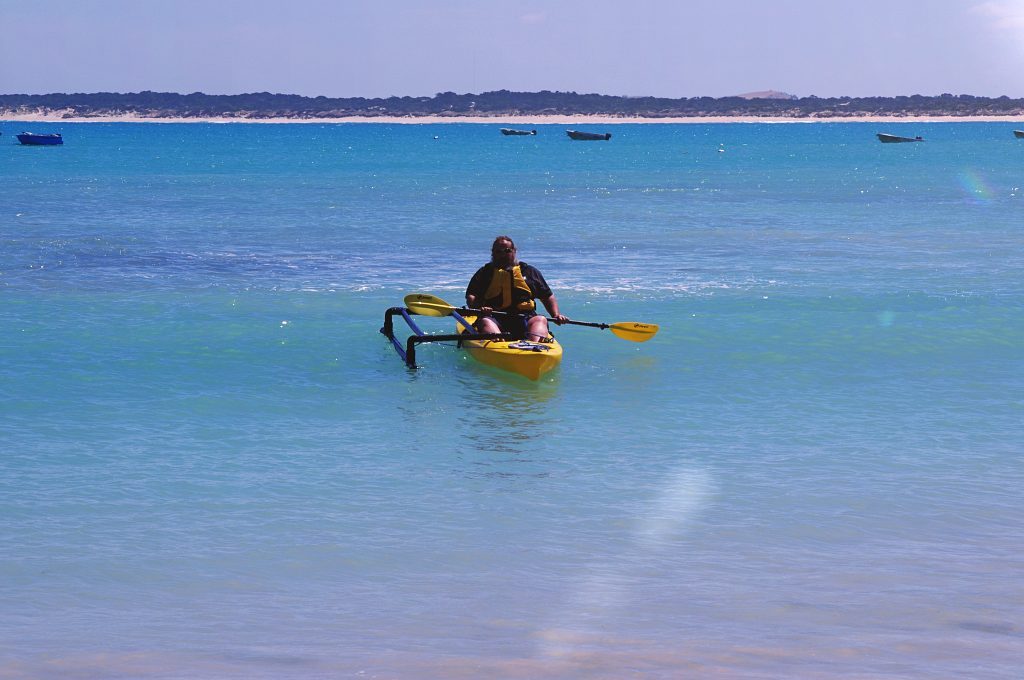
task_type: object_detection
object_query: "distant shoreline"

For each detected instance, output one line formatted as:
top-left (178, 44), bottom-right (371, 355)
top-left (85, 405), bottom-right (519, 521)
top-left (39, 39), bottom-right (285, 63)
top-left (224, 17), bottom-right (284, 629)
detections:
top-left (4, 112), bottom-right (1024, 125)
top-left (5, 90), bottom-right (1024, 123)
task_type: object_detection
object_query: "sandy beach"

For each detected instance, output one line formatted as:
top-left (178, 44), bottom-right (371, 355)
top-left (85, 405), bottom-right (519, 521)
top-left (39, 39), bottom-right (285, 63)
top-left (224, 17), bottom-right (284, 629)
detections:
top-left (4, 111), bottom-right (1024, 124)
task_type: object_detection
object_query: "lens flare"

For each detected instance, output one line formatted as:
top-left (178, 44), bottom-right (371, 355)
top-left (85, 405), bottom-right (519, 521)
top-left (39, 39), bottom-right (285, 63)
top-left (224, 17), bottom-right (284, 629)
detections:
top-left (958, 169), bottom-right (995, 204)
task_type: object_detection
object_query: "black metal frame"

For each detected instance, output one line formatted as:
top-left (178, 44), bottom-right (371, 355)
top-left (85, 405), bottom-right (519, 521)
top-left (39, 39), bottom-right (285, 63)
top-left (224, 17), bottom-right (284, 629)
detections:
top-left (380, 307), bottom-right (509, 369)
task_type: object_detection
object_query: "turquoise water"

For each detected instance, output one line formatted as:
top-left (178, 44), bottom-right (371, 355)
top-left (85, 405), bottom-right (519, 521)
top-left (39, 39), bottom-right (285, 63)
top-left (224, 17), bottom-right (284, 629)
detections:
top-left (2, 121), bottom-right (1022, 678)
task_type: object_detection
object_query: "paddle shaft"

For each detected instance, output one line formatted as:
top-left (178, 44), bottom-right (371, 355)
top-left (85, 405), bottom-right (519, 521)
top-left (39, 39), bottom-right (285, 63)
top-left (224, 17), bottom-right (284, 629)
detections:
top-left (451, 306), bottom-right (609, 330)
top-left (403, 294), bottom-right (657, 342)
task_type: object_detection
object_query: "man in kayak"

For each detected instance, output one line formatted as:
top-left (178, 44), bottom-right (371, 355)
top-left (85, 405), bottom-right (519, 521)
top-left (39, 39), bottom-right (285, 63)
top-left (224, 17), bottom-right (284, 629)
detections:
top-left (466, 235), bottom-right (569, 342)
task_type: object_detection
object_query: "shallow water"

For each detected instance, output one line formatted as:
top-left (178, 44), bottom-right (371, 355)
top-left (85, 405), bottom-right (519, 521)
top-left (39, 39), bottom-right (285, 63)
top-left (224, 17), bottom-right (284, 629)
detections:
top-left (1, 121), bottom-right (1022, 678)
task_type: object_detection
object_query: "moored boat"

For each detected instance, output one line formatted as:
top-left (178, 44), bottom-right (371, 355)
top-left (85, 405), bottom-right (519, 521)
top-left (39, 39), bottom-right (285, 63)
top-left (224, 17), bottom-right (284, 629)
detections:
top-left (17, 132), bottom-right (63, 145)
top-left (455, 315), bottom-right (562, 380)
top-left (876, 133), bottom-right (923, 143)
top-left (1014, 130), bottom-right (1024, 139)
top-left (567, 130), bottom-right (611, 141)
top-left (501, 128), bottom-right (537, 136)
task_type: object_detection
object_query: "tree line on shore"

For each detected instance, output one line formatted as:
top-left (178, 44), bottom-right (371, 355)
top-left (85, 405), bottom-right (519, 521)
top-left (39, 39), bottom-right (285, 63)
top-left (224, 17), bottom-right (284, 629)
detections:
top-left (2, 90), bottom-right (1023, 118)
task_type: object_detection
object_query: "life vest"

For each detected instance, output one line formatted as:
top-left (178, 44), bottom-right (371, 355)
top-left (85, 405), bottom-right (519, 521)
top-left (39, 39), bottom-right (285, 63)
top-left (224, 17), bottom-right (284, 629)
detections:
top-left (481, 263), bottom-right (536, 313)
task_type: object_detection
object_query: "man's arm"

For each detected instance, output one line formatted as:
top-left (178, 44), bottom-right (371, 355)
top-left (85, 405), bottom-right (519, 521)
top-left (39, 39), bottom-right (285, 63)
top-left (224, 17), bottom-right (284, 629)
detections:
top-left (540, 294), bottom-right (568, 324)
top-left (466, 267), bottom-right (489, 311)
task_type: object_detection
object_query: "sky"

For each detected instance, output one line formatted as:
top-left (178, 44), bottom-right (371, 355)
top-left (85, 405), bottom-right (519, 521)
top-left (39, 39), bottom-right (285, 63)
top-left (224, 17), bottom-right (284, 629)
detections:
top-left (2, 0), bottom-right (1024, 99)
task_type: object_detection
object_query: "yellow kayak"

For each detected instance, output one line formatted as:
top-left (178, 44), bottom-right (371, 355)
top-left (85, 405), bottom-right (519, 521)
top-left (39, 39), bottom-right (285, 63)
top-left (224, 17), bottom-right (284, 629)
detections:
top-left (456, 315), bottom-right (563, 380)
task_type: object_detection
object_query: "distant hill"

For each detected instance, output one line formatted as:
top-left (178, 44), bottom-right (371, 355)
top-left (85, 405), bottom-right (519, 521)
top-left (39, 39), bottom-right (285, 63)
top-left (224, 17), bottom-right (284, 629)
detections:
top-left (735, 90), bottom-right (797, 100)
top-left (2, 90), bottom-right (1023, 119)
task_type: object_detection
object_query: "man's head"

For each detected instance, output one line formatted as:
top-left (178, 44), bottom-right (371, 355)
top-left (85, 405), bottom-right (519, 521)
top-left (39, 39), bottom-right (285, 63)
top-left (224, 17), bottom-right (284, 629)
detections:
top-left (490, 235), bottom-right (517, 266)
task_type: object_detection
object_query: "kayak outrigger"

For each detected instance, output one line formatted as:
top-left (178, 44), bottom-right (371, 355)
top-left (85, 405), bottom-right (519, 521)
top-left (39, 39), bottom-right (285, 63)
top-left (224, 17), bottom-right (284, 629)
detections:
top-left (381, 293), bottom-right (658, 380)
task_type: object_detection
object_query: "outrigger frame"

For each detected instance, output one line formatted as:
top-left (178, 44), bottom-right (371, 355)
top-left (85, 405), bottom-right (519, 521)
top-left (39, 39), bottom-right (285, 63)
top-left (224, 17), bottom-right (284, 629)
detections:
top-left (380, 306), bottom-right (510, 369)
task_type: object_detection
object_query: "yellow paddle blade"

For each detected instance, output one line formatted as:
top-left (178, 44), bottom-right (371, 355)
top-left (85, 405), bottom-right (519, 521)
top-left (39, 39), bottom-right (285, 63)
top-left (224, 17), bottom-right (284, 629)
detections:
top-left (403, 293), bottom-right (455, 317)
top-left (609, 322), bottom-right (659, 342)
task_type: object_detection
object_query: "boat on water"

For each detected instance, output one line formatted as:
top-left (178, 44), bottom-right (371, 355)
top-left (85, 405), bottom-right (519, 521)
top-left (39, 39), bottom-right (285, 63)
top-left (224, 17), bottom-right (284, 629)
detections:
top-left (876, 133), bottom-right (923, 143)
top-left (17, 132), bottom-right (63, 145)
top-left (500, 128), bottom-right (537, 136)
top-left (384, 293), bottom-right (656, 380)
top-left (1014, 130), bottom-right (1024, 139)
top-left (455, 315), bottom-right (562, 380)
top-left (381, 303), bottom-right (561, 380)
top-left (567, 130), bottom-right (611, 141)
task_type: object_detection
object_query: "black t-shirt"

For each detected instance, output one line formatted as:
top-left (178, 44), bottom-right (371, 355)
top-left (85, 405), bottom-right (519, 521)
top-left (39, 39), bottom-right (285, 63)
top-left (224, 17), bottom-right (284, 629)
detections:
top-left (465, 261), bottom-right (553, 303)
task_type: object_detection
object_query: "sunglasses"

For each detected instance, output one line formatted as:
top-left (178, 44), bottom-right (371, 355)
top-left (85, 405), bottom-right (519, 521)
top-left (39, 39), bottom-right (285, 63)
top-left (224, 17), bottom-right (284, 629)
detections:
top-left (493, 246), bottom-right (515, 253)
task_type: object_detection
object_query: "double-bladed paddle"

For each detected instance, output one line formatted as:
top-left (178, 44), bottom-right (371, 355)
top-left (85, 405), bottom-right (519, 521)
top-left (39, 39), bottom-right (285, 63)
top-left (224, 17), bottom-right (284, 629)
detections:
top-left (403, 293), bottom-right (659, 343)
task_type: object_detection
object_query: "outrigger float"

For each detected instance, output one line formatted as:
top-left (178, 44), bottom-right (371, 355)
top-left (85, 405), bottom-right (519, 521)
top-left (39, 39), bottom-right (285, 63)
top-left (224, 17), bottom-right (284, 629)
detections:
top-left (381, 293), bottom-right (658, 381)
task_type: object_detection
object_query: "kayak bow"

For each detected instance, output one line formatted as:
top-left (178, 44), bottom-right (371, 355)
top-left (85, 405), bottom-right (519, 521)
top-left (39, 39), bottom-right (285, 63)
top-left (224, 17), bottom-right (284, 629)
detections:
top-left (455, 314), bottom-right (563, 381)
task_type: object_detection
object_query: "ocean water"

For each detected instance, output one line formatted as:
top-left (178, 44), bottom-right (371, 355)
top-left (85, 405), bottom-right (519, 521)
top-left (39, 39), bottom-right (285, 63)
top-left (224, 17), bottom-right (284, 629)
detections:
top-left (2, 121), bottom-right (1022, 679)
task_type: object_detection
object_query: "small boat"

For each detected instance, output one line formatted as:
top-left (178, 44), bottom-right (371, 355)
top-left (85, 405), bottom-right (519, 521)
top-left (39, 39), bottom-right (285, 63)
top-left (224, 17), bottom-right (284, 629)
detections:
top-left (381, 303), bottom-right (562, 381)
top-left (876, 133), bottom-right (923, 143)
top-left (567, 130), bottom-right (611, 141)
top-left (17, 132), bottom-right (63, 146)
top-left (384, 293), bottom-right (656, 380)
top-left (500, 128), bottom-right (537, 136)
top-left (1014, 130), bottom-right (1024, 139)
top-left (455, 315), bottom-right (562, 381)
